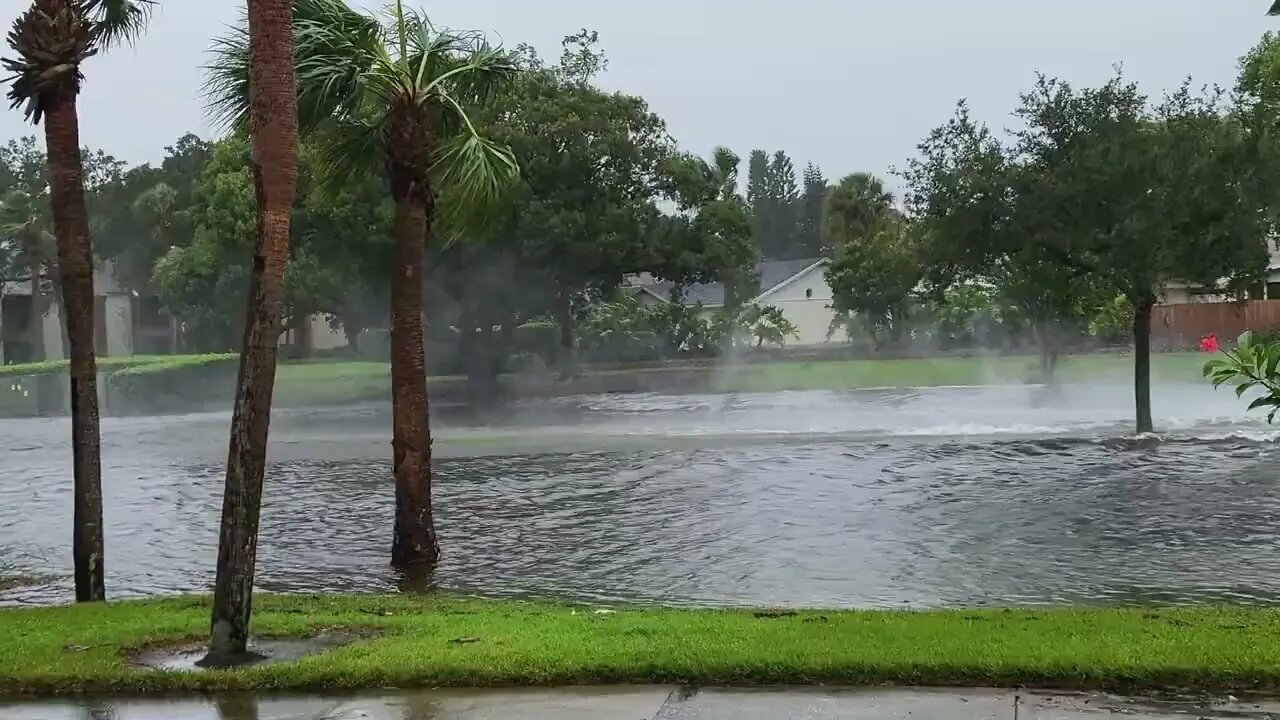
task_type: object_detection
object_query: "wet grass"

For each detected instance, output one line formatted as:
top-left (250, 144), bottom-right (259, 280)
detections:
top-left (0, 351), bottom-right (1209, 417)
top-left (0, 354), bottom-right (236, 378)
top-left (3, 595), bottom-right (1280, 696)
top-left (710, 352), bottom-right (1208, 393)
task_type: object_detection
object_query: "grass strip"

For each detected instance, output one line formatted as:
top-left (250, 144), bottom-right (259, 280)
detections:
top-left (3, 595), bottom-right (1280, 696)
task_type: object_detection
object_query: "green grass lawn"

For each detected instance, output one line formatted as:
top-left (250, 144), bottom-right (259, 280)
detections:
top-left (3, 595), bottom-right (1280, 696)
top-left (0, 351), bottom-right (1213, 417)
top-left (0, 353), bottom-right (237, 378)
top-left (710, 352), bottom-right (1208, 393)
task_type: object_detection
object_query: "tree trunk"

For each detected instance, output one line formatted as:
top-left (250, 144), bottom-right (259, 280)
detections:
top-left (387, 187), bottom-right (440, 568)
top-left (26, 234), bottom-right (43, 363)
top-left (43, 93), bottom-right (104, 603)
top-left (204, 0), bottom-right (298, 665)
top-left (555, 293), bottom-right (577, 379)
top-left (1031, 321), bottom-right (1059, 384)
top-left (1132, 298), bottom-right (1154, 435)
top-left (27, 238), bottom-right (60, 415)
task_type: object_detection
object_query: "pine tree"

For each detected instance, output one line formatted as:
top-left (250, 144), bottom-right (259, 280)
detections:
top-left (762, 151), bottom-right (798, 258)
top-left (796, 162), bottom-right (828, 257)
top-left (746, 149), bottom-right (769, 253)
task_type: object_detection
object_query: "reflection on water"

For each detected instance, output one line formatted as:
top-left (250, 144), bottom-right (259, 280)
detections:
top-left (3, 383), bottom-right (1279, 608)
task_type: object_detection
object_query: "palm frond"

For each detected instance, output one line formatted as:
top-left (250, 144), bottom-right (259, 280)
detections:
top-left (83, 0), bottom-right (153, 48)
top-left (1271, 0), bottom-right (1280, 16)
top-left (308, 115), bottom-right (388, 199)
top-left (203, 23), bottom-right (250, 132)
top-left (419, 37), bottom-right (517, 107)
top-left (204, 0), bottom-right (392, 134)
top-left (432, 128), bottom-right (518, 233)
top-left (293, 0), bottom-right (395, 131)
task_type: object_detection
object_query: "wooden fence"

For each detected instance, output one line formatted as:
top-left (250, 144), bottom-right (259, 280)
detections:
top-left (1153, 300), bottom-right (1280, 349)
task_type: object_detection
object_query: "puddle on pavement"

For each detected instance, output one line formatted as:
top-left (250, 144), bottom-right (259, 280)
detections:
top-left (6, 687), bottom-right (1280, 720)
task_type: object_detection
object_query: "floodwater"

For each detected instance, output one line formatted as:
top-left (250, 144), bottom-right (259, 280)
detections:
top-left (2, 382), bottom-right (1279, 608)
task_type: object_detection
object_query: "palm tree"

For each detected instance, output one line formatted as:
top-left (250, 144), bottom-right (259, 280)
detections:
top-left (2, 0), bottom-right (153, 603)
top-left (200, 0), bottom-right (299, 665)
top-left (208, 0), bottom-right (518, 568)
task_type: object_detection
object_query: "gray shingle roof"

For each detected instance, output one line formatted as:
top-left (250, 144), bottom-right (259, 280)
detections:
top-left (634, 258), bottom-right (825, 307)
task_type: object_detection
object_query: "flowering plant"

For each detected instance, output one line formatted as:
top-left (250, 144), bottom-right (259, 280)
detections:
top-left (1204, 332), bottom-right (1280, 423)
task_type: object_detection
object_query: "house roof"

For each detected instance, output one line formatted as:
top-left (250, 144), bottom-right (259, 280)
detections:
top-left (633, 257), bottom-right (827, 307)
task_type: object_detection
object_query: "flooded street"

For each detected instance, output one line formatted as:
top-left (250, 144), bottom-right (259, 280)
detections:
top-left (3, 382), bottom-right (1279, 608)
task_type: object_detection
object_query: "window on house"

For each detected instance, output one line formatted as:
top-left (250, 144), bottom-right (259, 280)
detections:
top-left (805, 288), bottom-right (813, 299)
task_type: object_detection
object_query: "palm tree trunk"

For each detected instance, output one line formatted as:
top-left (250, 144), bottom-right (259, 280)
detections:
top-left (204, 0), bottom-right (298, 665)
top-left (42, 92), bottom-right (104, 603)
top-left (388, 179), bottom-right (439, 568)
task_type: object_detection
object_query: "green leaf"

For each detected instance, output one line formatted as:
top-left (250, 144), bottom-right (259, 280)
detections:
top-left (1248, 395), bottom-right (1280, 411)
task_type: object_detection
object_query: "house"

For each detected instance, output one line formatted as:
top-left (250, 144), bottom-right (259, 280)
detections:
top-left (1157, 241), bottom-right (1280, 305)
top-left (0, 261), bottom-right (140, 364)
top-left (628, 257), bottom-right (837, 346)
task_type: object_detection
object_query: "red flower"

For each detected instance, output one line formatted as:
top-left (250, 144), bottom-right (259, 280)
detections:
top-left (1200, 332), bottom-right (1218, 353)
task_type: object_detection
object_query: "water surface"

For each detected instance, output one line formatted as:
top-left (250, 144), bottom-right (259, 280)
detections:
top-left (3, 382), bottom-right (1277, 608)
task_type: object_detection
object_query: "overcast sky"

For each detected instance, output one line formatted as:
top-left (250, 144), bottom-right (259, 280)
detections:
top-left (0, 0), bottom-right (1271, 186)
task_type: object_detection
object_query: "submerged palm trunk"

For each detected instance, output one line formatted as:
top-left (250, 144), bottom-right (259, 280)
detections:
top-left (387, 107), bottom-right (440, 568)
top-left (205, 0), bottom-right (298, 664)
top-left (1132, 297), bottom-right (1154, 435)
top-left (388, 181), bottom-right (440, 567)
top-left (43, 92), bottom-right (104, 603)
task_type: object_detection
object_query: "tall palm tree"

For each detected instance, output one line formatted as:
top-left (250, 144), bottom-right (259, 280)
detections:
top-left (208, 0), bottom-right (518, 568)
top-left (200, 0), bottom-right (299, 665)
top-left (2, 0), bottom-right (153, 603)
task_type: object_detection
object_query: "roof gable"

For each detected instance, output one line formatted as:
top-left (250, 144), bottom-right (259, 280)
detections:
top-left (632, 257), bottom-right (828, 307)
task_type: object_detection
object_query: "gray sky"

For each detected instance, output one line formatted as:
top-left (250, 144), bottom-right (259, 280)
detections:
top-left (0, 0), bottom-right (1272, 186)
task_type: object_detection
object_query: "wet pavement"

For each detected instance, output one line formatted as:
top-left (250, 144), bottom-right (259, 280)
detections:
top-left (6, 384), bottom-right (1280, 609)
top-left (6, 687), bottom-right (1280, 719)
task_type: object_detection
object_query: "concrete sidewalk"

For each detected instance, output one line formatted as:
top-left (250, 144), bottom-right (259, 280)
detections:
top-left (4, 686), bottom-right (1279, 719)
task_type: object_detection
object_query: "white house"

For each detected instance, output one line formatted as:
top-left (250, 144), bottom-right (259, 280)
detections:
top-left (628, 257), bottom-right (837, 346)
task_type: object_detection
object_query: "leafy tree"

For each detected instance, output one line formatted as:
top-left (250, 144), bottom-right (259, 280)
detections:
top-left (824, 175), bottom-right (920, 350)
top-left (653, 146), bottom-right (758, 313)
top-left (208, 0), bottom-right (519, 570)
top-left (903, 102), bottom-right (1103, 379)
top-left (469, 34), bottom-right (671, 377)
top-left (151, 137), bottom-right (389, 354)
top-left (95, 134), bottom-right (210, 295)
top-left (3, 0), bottom-right (156, 604)
top-left (1011, 73), bottom-right (1269, 432)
